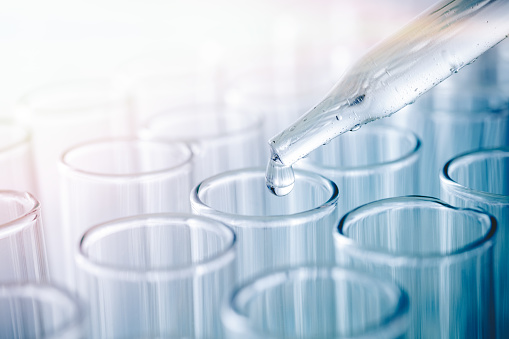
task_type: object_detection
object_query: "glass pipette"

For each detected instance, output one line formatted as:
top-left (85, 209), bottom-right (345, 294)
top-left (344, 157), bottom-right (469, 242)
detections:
top-left (266, 0), bottom-right (509, 196)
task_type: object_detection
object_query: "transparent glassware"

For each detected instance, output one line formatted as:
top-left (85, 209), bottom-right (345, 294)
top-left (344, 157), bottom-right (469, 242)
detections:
top-left (75, 214), bottom-right (236, 339)
top-left (222, 265), bottom-right (409, 339)
top-left (116, 49), bottom-right (225, 132)
top-left (334, 196), bottom-right (496, 338)
top-left (0, 122), bottom-right (36, 193)
top-left (384, 75), bottom-right (509, 197)
top-left (59, 138), bottom-right (193, 289)
top-left (440, 147), bottom-right (509, 338)
top-left (191, 168), bottom-right (339, 283)
top-left (0, 191), bottom-right (48, 282)
top-left (297, 124), bottom-right (420, 218)
top-left (0, 282), bottom-right (85, 339)
top-left (268, 0), bottom-right (509, 172)
top-left (16, 79), bottom-right (127, 285)
top-left (140, 106), bottom-right (264, 185)
top-left (225, 63), bottom-right (338, 151)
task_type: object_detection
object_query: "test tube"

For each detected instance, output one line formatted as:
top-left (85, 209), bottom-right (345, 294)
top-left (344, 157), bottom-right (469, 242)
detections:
top-left (0, 191), bottom-right (48, 283)
top-left (222, 265), bottom-right (409, 339)
top-left (191, 168), bottom-right (339, 283)
top-left (440, 147), bottom-right (509, 338)
top-left (76, 214), bottom-right (236, 339)
top-left (140, 106), bottom-right (264, 185)
top-left (385, 79), bottom-right (509, 197)
top-left (59, 138), bottom-right (193, 289)
top-left (225, 65), bottom-right (337, 152)
top-left (117, 49), bottom-right (225, 132)
top-left (334, 196), bottom-right (496, 338)
top-left (297, 124), bottom-right (420, 218)
top-left (16, 79), bottom-right (127, 285)
top-left (0, 122), bottom-right (36, 193)
top-left (0, 283), bottom-right (85, 339)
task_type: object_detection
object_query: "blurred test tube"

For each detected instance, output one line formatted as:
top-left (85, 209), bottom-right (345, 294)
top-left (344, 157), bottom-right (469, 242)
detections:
top-left (76, 214), bottom-right (236, 339)
top-left (16, 79), bottom-right (128, 285)
top-left (0, 283), bottom-right (85, 339)
top-left (140, 106), bottom-right (264, 185)
top-left (59, 138), bottom-right (193, 289)
top-left (0, 122), bottom-right (36, 194)
top-left (0, 191), bottom-right (48, 283)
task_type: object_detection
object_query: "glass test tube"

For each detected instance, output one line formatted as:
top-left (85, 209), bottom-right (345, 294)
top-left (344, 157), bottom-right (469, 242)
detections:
top-left (225, 64), bottom-right (337, 153)
top-left (59, 138), bottom-right (193, 290)
top-left (334, 196), bottom-right (496, 338)
top-left (0, 191), bottom-right (48, 282)
top-left (440, 147), bottom-right (509, 338)
top-left (76, 214), bottom-right (236, 339)
top-left (191, 168), bottom-right (339, 283)
top-left (140, 106), bottom-right (264, 185)
top-left (222, 265), bottom-right (409, 339)
top-left (0, 122), bottom-right (36, 194)
top-left (117, 49), bottom-right (225, 132)
top-left (385, 75), bottom-right (509, 197)
top-left (16, 79), bottom-right (127, 286)
top-left (297, 124), bottom-right (420, 218)
top-left (0, 283), bottom-right (85, 339)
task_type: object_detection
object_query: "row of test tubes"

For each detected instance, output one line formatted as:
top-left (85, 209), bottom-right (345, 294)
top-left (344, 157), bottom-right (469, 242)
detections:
top-left (1, 36), bottom-right (509, 338)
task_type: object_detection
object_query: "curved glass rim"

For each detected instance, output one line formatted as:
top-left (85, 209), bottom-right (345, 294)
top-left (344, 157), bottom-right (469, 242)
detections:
top-left (0, 282), bottom-right (85, 339)
top-left (299, 124), bottom-right (421, 174)
top-left (17, 78), bottom-right (122, 116)
top-left (335, 196), bottom-right (497, 266)
top-left (142, 106), bottom-right (264, 143)
top-left (0, 191), bottom-right (40, 239)
top-left (76, 213), bottom-right (236, 281)
top-left (440, 147), bottom-right (509, 203)
top-left (190, 167), bottom-right (339, 226)
top-left (222, 265), bottom-right (409, 339)
top-left (60, 137), bottom-right (193, 181)
top-left (0, 122), bottom-right (30, 154)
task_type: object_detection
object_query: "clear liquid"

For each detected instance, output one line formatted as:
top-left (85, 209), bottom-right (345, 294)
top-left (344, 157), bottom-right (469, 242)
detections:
top-left (265, 0), bottom-right (509, 195)
top-left (265, 153), bottom-right (295, 196)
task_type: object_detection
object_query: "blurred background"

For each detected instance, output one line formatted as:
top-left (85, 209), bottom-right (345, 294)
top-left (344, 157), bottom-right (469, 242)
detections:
top-left (0, 0), bottom-right (439, 118)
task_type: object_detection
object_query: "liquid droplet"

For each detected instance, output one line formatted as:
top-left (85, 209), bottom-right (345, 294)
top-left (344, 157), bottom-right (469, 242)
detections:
top-left (350, 124), bottom-right (361, 131)
top-left (265, 154), bottom-right (295, 197)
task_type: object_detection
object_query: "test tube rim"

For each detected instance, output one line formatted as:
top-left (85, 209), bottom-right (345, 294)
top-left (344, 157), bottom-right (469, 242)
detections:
top-left (298, 124), bottom-right (421, 174)
top-left (190, 167), bottom-right (339, 227)
top-left (59, 137), bottom-right (194, 181)
top-left (0, 190), bottom-right (40, 239)
top-left (0, 282), bottom-right (85, 339)
top-left (334, 195), bottom-right (497, 266)
top-left (440, 147), bottom-right (509, 203)
top-left (141, 105), bottom-right (264, 144)
top-left (222, 265), bottom-right (409, 339)
top-left (76, 213), bottom-right (236, 281)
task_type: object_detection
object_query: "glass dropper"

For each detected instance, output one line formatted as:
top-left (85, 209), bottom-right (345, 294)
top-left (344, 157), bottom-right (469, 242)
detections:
top-left (266, 0), bottom-right (509, 196)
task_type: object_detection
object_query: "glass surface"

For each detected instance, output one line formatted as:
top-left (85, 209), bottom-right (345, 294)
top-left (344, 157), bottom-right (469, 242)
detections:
top-left (76, 214), bottom-right (235, 339)
top-left (0, 191), bottom-right (48, 283)
top-left (440, 147), bottom-right (509, 338)
top-left (222, 265), bottom-right (409, 339)
top-left (140, 106), bottom-right (264, 185)
top-left (298, 124), bottom-right (420, 218)
top-left (59, 138), bottom-right (193, 289)
top-left (191, 167), bottom-right (339, 282)
top-left (0, 283), bottom-right (84, 339)
top-left (0, 122), bottom-right (36, 194)
top-left (335, 196), bottom-right (496, 338)
top-left (16, 79), bottom-right (127, 286)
